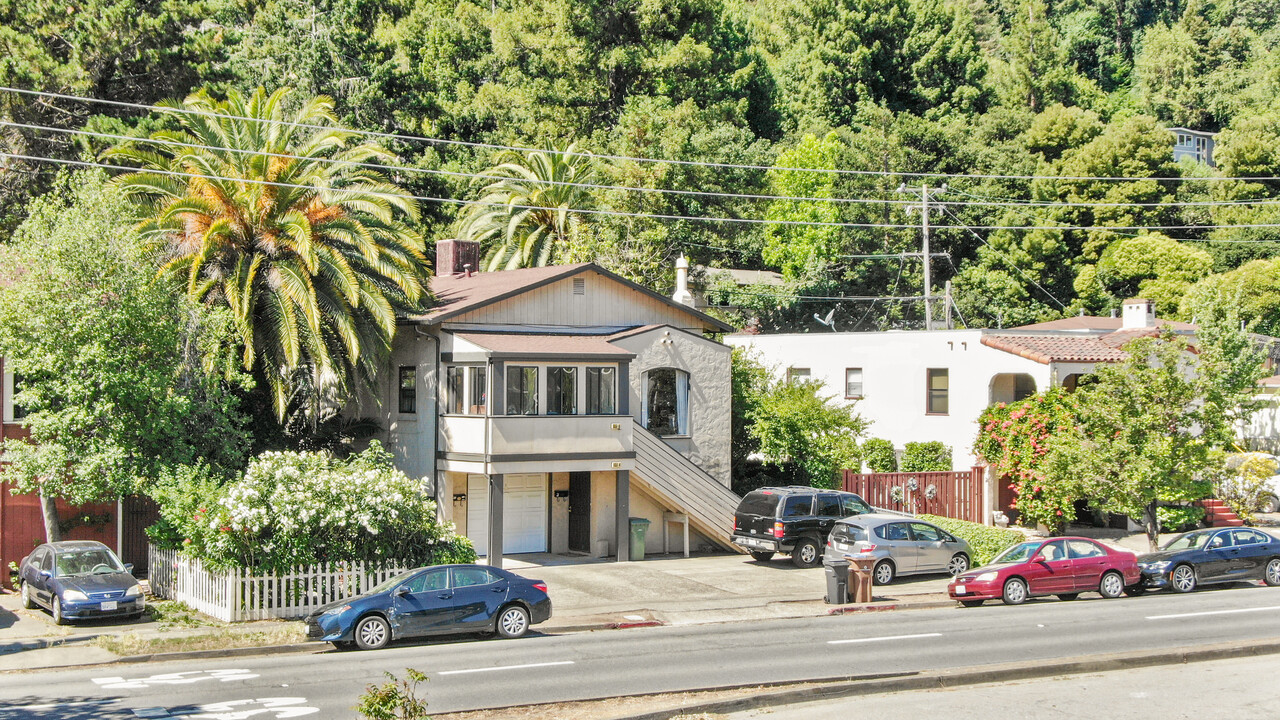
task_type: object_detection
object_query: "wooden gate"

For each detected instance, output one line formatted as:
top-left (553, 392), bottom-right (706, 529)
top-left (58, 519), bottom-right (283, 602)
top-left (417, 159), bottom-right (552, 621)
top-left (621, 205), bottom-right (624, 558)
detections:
top-left (842, 467), bottom-right (986, 524)
top-left (120, 495), bottom-right (161, 577)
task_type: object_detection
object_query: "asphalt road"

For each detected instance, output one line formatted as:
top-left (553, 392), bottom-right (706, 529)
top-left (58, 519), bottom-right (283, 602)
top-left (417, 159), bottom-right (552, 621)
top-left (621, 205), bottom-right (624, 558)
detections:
top-left (3, 583), bottom-right (1279, 719)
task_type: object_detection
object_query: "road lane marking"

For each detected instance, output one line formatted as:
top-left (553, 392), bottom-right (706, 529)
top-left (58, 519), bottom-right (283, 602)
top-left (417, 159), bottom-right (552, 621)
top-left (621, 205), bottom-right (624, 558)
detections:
top-left (828, 632), bottom-right (943, 645)
top-left (94, 669), bottom-right (260, 689)
top-left (438, 660), bottom-right (575, 676)
top-left (1146, 605), bottom-right (1280, 620)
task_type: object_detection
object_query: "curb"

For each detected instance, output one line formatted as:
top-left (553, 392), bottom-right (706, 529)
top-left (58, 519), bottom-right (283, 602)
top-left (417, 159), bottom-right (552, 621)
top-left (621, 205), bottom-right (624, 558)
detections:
top-left (827, 599), bottom-right (956, 615)
top-left (610, 636), bottom-right (1280, 720)
top-left (0, 633), bottom-right (100, 655)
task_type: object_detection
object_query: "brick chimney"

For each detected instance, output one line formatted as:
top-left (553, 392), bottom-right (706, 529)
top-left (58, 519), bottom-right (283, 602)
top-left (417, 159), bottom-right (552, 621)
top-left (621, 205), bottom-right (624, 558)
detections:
top-left (436, 239), bottom-right (481, 277)
top-left (1122, 298), bottom-right (1155, 329)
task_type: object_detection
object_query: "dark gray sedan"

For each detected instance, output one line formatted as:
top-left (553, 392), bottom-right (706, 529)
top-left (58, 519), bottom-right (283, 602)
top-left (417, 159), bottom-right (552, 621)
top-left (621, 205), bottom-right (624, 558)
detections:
top-left (19, 541), bottom-right (145, 624)
top-left (824, 514), bottom-right (974, 584)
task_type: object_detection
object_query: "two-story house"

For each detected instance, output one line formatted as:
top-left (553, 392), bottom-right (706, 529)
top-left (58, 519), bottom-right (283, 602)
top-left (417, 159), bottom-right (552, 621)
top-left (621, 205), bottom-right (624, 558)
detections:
top-left (353, 241), bottom-right (740, 567)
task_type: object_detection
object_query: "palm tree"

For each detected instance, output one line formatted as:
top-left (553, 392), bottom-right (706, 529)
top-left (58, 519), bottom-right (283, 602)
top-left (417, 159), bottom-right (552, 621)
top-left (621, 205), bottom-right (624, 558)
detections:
top-left (456, 143), bottom-right (596, 270)
top-left (104, 87), bottom-right (430, 421)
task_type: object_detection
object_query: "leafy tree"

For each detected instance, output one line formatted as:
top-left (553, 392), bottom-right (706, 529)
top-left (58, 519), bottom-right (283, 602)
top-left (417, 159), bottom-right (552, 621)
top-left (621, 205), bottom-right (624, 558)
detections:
top-left (748, 378), bottom-right (867, 489)
top-left (456, 143), bottom-right (597, 270)
top-left (761, 133), bottom-right (844, 281)
top-left (905, 0), bottom-right (991, 116)
top-left (1080, 233), bottom-right (1213, 315)
top-left (0, 172), bottom-right (249, 542)
top-left (1181, 259), bottom-right (1280, 337)
top-left (998, 0), bottom-right (1077, 112)
top-left (104, 87), bottom-right (430, 422)
top-left (1044, 323), bottom-right (1264, 550)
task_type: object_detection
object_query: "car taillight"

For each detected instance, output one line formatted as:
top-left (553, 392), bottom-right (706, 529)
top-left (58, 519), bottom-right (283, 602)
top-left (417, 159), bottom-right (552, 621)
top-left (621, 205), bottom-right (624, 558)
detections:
top-left (773, 522), bottom-right (784, 538)
top-left (533, 582), bottom-right (547, 593)
top-left (860, 544), bottom-right (877, 552)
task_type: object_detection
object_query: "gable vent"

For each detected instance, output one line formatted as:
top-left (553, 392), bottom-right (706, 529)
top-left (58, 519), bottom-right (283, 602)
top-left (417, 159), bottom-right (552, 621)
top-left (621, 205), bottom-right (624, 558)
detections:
top-left (573, 277), bottom-right (586, 295)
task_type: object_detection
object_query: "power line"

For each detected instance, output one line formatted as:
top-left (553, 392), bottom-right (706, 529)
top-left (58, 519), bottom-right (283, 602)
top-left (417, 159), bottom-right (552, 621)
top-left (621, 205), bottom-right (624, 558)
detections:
top-left (23, 119), bottom-right (1280, 210)
top-left (940, 205), bottom-right (1069, 310)
top-left (12, 149), bottom-right (1280, 232)
top-left (8, 85), bottom-right (1280, 183)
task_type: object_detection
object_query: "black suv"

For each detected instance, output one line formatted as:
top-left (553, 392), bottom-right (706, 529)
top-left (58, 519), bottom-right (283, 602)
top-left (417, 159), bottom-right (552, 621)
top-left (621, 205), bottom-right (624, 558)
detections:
top-left (731, 487), bottom-right (874, 568)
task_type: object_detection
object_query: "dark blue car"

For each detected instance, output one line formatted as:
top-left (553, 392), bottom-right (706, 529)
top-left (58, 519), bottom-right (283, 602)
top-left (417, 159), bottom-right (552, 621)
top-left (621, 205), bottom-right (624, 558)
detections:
top-left (1138, 527), bottom-right (1280, 593)
top-left (19, 541), bottom-right (145, 624)
top-left (304, 564), bottom-right (552, 651)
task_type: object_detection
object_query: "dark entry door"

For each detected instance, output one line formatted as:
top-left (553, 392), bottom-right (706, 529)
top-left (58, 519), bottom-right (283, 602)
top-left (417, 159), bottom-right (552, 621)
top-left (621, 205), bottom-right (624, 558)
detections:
top-left (568, 472), bottom-right (591, 553)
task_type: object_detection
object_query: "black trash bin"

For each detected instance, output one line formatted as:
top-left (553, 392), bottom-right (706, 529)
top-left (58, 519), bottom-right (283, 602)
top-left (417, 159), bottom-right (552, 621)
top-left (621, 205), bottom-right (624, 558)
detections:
top-left (824, 560), bottom-right (850, 604)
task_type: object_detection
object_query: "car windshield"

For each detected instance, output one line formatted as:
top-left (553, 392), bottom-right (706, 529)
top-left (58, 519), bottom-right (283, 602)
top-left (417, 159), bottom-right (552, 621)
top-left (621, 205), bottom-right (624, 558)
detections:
top-left (1162, 532), bottom-right (1212, 551)
top-left (367, 570), bottom-right (416, 595)
top-left (993, 541), bottom-right (1043, 564)
top-left (54, 548), bottom-right (124, 577)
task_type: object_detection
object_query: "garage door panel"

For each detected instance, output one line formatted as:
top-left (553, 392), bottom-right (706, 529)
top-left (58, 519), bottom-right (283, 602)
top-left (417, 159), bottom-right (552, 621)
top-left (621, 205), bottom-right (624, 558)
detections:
top-left (466, 474), bottom-right (547, 556)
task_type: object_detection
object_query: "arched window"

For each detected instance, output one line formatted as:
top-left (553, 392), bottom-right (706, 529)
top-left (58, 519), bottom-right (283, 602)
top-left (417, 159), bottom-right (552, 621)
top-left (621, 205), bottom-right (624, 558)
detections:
top-left (644, 368), bottom-right (689, 436)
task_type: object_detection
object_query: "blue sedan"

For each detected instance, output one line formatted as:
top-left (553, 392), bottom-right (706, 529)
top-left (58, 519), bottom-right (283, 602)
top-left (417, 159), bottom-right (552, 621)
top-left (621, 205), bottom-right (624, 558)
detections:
top-left (1137, 527), bottom-right (1280, 593)
top-left (304, 564), bottom-right (552, 651)
top-left (19, 541), bottom-right (146, 624)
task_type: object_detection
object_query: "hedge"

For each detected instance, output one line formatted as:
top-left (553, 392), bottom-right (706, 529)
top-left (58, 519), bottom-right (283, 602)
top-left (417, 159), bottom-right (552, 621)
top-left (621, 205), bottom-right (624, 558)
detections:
top-left (917, 514), bottom-right (1024, 566)
top-left (900, 441), bottom-right (951, 472)
top-left (861, 438), bottom-right (897, 473)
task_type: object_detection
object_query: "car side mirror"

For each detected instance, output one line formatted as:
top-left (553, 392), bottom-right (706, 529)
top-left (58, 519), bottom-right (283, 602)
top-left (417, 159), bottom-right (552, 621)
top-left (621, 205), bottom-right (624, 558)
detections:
top-left (393, 586), bottom-right (410, 597)
top-left (124, 563), bottom-right (134, 576)
top-left (39, 570), bottom-right (52, 580)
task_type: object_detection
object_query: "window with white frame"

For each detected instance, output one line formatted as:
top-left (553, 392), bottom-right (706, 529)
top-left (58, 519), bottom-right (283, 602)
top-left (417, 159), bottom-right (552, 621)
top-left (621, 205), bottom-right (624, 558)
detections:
top-left (645, 368), bottom-right (689, 436)
top-left (787, 367), bottom-right (810, 383)
top-left (506, 366), bottom-right (538, 415)
top-left (845, 368), bottom-right (863, 398)
top-left (586, 366), bottom-right (617, 414)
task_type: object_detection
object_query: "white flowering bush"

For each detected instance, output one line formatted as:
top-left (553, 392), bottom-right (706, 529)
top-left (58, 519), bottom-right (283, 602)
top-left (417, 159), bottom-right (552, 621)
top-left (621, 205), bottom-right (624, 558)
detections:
top-left (149, 442), bottom-right (474, 571)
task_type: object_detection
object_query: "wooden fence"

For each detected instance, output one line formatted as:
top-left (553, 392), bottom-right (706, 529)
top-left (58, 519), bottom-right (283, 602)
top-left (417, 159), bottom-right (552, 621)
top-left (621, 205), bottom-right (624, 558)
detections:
top-left (147, 546), bottom-right (416, 622)
top-left (842, 467), bottom-right (986, 525)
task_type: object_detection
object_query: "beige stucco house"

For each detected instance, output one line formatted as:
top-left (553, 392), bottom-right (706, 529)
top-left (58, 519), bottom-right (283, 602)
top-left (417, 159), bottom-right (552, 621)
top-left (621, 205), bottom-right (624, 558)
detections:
top-left (351, 241), bottom-right (739, 567)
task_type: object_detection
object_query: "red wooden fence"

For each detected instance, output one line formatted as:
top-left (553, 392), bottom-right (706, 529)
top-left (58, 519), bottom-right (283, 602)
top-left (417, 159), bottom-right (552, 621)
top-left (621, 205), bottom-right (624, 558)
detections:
top-left (842, 467), bottom-right (986, 524)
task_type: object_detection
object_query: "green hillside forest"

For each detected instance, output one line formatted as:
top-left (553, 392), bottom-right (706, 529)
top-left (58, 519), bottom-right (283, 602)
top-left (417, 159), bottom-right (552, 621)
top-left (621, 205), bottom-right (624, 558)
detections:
top-left (6, 0), bottom-right (1280, 333)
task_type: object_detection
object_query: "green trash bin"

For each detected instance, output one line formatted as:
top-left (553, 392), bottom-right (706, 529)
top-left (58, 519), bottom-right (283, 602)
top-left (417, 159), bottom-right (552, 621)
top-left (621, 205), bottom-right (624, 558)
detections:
top-left (629, 517), bottom-right (651, 560)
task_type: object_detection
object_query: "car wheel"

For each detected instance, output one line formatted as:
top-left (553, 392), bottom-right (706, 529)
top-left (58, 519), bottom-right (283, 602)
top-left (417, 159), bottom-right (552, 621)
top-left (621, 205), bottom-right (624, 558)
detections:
top-left (749, 551), bottom-right (775, 562)
top-left (947, 554), bottom-right (970, 576)
top-left (1261, 494), bottom-right (1280, 514)
top-left (1170, 564), bottom-right (1198, 593)
top-left (873, 560), bottom-right (895, 585)
top-left (791, 539), bottom-right (821, 569)
top-left (354, 615), bottom-right (391, 651)
top-left (1124, 585), bottom-right (1147, 597)
top-left (51, 596), bottom-right (66, 626)
top-left (1056, 593), bottom-right (1079, 601)
top-left (1001, 577), bottom-right (1028, 605)
top-left (959, 599), bottom-right (984, 608)
top-left (496, 604), bottom-right (531, 639)
top-left (1265, 558), bottom-right (1280, 587)
top-left (1098, 571), bottom-right (1126, 599)
top-left (20, 581), bottom-right (35, 610)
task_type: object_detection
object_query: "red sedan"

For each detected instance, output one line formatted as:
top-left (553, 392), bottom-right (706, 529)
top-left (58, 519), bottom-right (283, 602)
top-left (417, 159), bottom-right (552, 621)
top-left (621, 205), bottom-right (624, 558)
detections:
top-left (948, 537), bottom-right (1141, 606)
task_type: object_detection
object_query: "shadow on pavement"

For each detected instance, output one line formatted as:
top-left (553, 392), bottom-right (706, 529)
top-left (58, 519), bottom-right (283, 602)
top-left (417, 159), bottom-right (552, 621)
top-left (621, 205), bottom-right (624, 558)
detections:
top-left (0, 696), bottom-right (127, 719)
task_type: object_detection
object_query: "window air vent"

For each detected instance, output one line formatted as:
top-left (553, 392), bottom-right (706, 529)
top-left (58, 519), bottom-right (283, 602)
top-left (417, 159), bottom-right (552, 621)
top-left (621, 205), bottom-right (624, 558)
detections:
top-left (573, 277), bottom-right (585, 295)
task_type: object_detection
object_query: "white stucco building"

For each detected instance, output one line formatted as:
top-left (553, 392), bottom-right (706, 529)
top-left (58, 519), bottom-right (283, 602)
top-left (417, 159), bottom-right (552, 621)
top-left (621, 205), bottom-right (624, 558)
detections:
top-left (349, 242), bottom-right (739, 567)
top-left (725, 299), bottom-right (1198, 471)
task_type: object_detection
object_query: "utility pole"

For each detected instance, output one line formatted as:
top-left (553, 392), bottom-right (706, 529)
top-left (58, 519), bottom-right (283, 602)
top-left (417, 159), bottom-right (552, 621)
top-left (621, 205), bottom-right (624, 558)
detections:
top-left (899, 183), bottom-right (947, 331)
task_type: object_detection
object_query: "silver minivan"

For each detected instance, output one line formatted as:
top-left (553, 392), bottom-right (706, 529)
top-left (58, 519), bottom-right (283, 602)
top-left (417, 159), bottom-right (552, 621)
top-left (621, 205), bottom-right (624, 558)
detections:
top-left (824, 514), bottom-right (973, 585)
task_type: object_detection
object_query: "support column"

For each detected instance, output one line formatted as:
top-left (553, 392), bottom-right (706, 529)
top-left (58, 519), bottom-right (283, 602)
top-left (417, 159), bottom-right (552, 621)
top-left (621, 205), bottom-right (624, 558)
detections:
top-left (487, 473), bottom-right (504, 569)
top-left (615, 470), bottom-right (630, 562)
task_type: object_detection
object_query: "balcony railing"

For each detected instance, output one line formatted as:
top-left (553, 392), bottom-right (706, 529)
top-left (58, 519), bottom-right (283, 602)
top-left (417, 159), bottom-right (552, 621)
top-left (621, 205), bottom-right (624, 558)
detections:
top-left (439, 414), bottom-right (633, 458)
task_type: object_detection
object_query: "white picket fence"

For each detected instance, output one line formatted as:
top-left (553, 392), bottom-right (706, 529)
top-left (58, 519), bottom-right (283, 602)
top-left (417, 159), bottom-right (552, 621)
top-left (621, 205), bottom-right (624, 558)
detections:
top-left (147, 545), bottom-right (418, 622)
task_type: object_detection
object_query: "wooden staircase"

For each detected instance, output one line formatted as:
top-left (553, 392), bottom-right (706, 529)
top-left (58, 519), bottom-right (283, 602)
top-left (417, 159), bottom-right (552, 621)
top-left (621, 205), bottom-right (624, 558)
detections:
top-left (630, 421), bottom-right (742, 552)
top-left (1196, 498), bottom-right (1245, 527)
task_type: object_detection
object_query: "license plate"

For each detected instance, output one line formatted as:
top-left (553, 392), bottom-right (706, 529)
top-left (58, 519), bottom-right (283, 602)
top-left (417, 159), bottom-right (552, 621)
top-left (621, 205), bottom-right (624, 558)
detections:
top-left (954, 585), bottom-right (965, 594)
top-left (100, 601), bottom-right (117, 611)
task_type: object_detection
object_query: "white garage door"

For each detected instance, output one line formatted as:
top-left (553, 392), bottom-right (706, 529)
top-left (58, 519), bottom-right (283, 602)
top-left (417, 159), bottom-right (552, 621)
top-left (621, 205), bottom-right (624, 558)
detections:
top-left (466, 473), bottom-right (548, 556)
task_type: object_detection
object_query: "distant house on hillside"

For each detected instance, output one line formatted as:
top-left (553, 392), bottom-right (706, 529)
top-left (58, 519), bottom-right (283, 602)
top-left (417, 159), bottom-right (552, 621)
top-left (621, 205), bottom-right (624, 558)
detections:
top-left (1170, 127), bottom-right (1216, 167)
top-left (348, 242), bottom-right (740, 567)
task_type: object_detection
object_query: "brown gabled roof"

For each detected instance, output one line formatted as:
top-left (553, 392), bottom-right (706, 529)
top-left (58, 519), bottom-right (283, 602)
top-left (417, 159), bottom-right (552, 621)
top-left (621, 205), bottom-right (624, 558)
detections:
top-left (981, 334), bottom-right (1130, 364)
top-left (410, 262), bottom-right (734, 332)
top-left (1011, 316), bottom-right (1197, 332)
top-left (452, 332), bottom-right (636, 359)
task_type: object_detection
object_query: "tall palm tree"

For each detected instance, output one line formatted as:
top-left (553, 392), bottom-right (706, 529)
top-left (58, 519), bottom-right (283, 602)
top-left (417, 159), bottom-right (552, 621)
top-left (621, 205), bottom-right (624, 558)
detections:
top-left (104, 87), bottom-right (430, 421)
top-left (456, 143), bottom-right (596, 270)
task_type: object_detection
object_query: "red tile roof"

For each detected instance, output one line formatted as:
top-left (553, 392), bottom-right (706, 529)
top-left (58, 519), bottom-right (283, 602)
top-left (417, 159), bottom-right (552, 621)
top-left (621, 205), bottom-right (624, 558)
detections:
top-left (1011, 316), bottom-right (1196, 332)
top-left (980, 334), bottom-right (1131, 364)
top-left (452, 332), bottom-right (635, 358)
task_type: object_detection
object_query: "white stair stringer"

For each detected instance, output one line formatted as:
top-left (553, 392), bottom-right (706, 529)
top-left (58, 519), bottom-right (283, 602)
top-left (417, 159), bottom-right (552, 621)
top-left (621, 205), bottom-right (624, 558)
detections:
top-left (630, 421), bottom-right (743, 553)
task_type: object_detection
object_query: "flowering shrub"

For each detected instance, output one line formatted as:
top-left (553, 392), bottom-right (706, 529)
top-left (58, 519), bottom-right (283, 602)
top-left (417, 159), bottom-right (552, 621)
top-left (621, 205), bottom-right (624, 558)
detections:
top-left (149, 442), bottom-right (474, 571)
top-left (975, 389), bottom-right (1082, 531)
